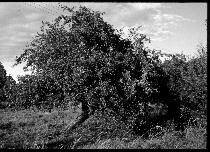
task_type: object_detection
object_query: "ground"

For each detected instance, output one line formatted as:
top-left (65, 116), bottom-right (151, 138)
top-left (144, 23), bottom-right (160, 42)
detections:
top-left (0, 107), bottom-right (207, 149)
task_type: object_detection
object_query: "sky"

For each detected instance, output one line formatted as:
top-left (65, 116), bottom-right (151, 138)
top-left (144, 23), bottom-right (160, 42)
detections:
top-left (0, 2), bottom-right (207, 82)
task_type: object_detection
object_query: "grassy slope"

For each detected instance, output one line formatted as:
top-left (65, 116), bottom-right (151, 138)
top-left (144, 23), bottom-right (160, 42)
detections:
top-left (0, 108), bottom-right (206, 149)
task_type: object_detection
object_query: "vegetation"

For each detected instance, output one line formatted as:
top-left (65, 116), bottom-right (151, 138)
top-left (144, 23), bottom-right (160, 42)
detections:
top-left (0, 62), bottom-right (7, 109)
top-left (0, 6), bottom-right (206, 149)
top-left (0, 108), bottom-right (206, 149)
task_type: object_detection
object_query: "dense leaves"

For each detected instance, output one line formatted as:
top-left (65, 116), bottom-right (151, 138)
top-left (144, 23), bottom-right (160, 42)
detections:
top-left (19, 7), bottom-right (169, 119)
top-left (162, 45), bottom-right (207, 118)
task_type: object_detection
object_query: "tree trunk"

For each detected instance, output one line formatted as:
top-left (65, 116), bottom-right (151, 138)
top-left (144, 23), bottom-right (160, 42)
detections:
top-left (65, 94), bottom-right (90, 133)
top-left (46, 96), bottom-right (91, 148)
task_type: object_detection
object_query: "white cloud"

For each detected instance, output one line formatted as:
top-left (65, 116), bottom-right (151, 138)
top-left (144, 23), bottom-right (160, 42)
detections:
top-left (153, 13), bottom-right (195, 26)
top-left (139, 11), bottom-right (195, 42)
top-left (128, 3), bottom-right (162, 10)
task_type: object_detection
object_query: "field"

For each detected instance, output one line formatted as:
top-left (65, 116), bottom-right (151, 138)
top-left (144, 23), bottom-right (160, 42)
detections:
top-left (0, 107), bottom-right (207, 149)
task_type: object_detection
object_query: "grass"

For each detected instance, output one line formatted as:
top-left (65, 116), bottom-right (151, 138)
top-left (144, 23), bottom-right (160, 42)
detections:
top-left (0, 108), bottom-right (81, 149)
top-left (0, 107), bottom-right (207, 149)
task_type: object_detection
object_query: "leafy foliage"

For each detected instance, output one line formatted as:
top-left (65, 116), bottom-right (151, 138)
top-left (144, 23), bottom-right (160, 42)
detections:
top-left (161, 44), bottom-right (207, 122)
top-left (5, 74), bottom-right (66, 111)
top-left (183, 45), bottom-right (207, 115)
top-left (12, 7), bottom-right (163, 130)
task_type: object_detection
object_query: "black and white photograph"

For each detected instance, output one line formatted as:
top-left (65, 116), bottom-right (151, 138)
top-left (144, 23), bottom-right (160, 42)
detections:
top-left (0, 2), bottom-right (207, 149)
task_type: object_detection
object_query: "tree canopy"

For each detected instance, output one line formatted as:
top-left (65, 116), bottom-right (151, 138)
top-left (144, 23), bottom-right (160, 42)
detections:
top-left (16, 6), bottom-right (168, 114)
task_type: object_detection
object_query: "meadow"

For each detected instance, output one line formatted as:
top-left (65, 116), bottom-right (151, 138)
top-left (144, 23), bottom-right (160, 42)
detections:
top-left (0, 107), bottom-right (206, 149)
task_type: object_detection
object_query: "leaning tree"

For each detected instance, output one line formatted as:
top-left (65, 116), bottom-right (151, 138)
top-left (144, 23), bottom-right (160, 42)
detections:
top-left (15, 6), bottom-right (183, 134)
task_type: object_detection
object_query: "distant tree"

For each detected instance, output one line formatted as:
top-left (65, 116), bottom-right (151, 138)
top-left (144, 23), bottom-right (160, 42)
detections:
top-left (181, 45), bottom-right (207, 116)
top-left (33, 75), bottom-right (66, 111)
top-left (13, 75), bottom-right (37, 109)
top-left (0, 62), bottom-right (7, 108)
top-left (4, 73), bottom-right (64, 111)
top-left (0, 62), bottom-right (7, 89)
top-left (3, 75), bottom-right (17, 108)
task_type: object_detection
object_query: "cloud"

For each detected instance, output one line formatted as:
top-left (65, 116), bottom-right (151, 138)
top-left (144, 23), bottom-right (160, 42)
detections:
top-left (152, 12), bottom-right (195, 27)
top-left (79, 2), bottom-right (190, 43)
top-left (0, 3), bottom-right (51, 60)
top-left (146, 12), bottom-right (195, 41)
top-left (128, 3), bottom-right (162, 10)
top-left (0, 21), bottom-right (41, 58)
top-left (118, 5), bottom-right (195, 43)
